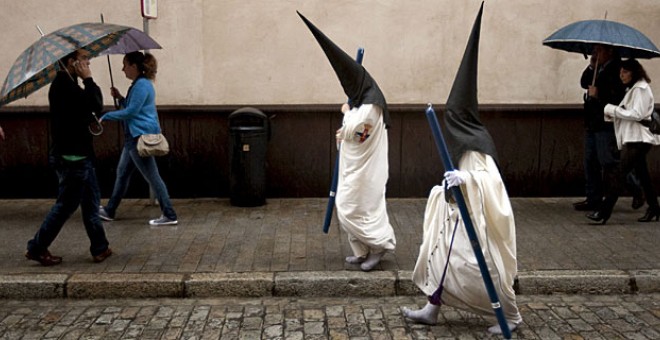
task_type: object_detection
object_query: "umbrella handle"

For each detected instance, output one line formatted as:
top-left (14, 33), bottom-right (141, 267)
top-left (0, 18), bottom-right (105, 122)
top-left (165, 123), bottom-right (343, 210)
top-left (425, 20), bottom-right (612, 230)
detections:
top-left (590, 55), bottom-right (599, 87)
top-left (101, 13), bottom-right (119, 109)
top-left (106, 57), bottom-right (118, 109)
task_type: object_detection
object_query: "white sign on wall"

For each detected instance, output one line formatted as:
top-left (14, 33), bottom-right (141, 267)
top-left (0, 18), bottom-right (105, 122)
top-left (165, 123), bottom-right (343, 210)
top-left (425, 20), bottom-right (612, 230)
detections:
top-left (141, 0), bottom-right (158, 19)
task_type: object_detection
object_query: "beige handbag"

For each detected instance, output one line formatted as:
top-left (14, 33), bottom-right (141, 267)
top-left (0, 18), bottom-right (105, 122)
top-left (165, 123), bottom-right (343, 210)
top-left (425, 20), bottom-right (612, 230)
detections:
top-left (137, 133), bottom-right (170, 157)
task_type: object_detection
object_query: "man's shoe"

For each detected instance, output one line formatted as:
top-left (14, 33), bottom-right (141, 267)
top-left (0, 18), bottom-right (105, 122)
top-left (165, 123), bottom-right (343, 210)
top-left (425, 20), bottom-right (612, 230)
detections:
top-left (149, 215), bottom-right (178, 226)
top-left (99, 206), bottom-right (114, 221)
top-left (586, 211), bottom-right (610, 225)
top-left (25, 250), bottom-right (62, 266)
top-left (574, 200), bottom-right (599, 211)
top-left (93, 248), bottom-right (113, 263)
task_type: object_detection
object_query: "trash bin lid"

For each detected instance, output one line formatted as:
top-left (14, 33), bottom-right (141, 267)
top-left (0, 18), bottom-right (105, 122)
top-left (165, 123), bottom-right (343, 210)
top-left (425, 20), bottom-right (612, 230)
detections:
top-left (229, 107), bottom-right (267, 128)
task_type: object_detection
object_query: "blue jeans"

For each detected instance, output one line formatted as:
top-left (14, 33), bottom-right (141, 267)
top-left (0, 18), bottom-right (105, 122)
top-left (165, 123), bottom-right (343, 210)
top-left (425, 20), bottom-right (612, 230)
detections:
top-left (104, 137), bottom-right (177, 220)
top-left (27, 157), bottom-right (109, 257)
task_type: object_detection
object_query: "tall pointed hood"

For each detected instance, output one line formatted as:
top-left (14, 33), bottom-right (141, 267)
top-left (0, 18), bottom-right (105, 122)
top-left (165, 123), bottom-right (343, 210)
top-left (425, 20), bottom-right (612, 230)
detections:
top-left (443, 2), bottom-right (498, 165)
top-left (297, 11), bottom-right (390, 128)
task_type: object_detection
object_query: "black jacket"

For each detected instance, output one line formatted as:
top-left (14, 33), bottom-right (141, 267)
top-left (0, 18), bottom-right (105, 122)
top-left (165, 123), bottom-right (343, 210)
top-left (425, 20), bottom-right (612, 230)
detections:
top-left (48, 71), bottom-right (103, 158)
top-left (580, 59), bottom-right (626, 131)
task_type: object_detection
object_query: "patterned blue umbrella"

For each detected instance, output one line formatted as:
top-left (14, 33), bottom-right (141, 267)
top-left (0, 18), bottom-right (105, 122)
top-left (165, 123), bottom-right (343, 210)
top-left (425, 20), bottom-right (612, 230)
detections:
top-left (0, 22), bottom-right (161, 107)
top-left (543, 19), bottom-right (660, 59)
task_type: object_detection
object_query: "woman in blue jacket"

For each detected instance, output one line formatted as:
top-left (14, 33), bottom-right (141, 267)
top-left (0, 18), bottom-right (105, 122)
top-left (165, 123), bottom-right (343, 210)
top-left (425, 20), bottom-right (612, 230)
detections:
top-left (99, 51), bottom-right (178, 226)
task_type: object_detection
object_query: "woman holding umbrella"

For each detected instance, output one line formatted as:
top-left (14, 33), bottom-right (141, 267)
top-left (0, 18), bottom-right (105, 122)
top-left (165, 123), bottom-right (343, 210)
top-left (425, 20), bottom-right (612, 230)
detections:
top-left (99, 51), bottom-right (178, 226)
top-left (590, 59), bottom-right (660, 224)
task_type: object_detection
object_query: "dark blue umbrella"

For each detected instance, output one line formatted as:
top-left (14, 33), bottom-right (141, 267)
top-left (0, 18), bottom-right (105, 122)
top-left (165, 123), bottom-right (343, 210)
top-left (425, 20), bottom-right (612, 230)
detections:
top-left (543, 19), bottom-right (660, 59)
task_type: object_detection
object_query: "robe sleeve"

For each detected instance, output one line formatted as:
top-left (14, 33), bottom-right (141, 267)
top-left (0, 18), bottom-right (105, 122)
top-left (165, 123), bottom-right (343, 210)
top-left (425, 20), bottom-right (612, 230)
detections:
top-left (338, 104), bottom-right (377, 144)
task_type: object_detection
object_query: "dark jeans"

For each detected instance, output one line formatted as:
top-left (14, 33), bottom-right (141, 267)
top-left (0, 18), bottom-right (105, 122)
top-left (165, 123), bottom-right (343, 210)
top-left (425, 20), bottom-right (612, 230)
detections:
top-left (602, 142), bottom-right (659, 213)
top-left (27, 157), bottom-right (109, 257)
top-left (104, 137), bottom-right (177, 220)
top-left (583, 129), bottom-right (620, 205)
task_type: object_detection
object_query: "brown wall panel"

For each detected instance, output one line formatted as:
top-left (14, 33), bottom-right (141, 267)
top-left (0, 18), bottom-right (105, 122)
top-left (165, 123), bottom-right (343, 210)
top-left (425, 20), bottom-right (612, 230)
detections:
top-left (2, 104), bottom-right (658, 199)
top-left (397, 107), bottom-right (443, 197)
top-left (266, 110), bottom-right (331, 197)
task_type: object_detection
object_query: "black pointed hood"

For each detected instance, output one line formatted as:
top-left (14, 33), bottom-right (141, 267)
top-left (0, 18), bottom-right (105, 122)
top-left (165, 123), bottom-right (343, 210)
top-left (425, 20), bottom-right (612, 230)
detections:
top-left (443, 2), bottom-right (498, 165)
top-left (297, 11), bottom-right (390, 128)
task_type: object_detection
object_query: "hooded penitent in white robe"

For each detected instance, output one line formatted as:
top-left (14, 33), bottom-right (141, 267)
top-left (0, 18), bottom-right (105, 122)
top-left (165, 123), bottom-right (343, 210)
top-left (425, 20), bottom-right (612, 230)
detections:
top-left (411, 151), bottom-right (522, 323)
top-left (336, 104), bottom-right (396, 257)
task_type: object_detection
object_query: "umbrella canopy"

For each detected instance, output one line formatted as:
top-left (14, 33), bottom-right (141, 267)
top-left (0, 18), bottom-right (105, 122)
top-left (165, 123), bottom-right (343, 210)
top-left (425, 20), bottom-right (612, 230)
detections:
top-left (0, 22), bottom-right (161, 107)
top-left (543, 19), bottom-right (660, 59)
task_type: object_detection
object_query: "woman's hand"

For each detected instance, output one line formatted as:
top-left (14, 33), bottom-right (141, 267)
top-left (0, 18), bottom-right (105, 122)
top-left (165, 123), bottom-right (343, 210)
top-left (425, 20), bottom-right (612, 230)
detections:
top-left (110, 87), bottom-right (123, 99)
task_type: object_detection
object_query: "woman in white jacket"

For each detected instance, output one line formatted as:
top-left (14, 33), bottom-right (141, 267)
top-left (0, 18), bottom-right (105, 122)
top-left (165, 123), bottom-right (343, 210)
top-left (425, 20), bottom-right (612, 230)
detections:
top-left (589, 59), bottom-right (660, 224)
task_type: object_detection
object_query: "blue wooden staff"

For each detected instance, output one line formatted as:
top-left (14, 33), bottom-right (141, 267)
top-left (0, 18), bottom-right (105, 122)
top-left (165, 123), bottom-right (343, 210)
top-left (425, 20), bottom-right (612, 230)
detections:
top-left (323, 47), bottom-right (365, 234)
top-left (425, 104), bottom-right (512, 339)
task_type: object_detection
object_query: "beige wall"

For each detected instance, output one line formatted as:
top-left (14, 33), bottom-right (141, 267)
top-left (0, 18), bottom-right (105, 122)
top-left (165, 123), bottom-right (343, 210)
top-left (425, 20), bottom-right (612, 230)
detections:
top-left (1, 0), bottom-right (659, 106)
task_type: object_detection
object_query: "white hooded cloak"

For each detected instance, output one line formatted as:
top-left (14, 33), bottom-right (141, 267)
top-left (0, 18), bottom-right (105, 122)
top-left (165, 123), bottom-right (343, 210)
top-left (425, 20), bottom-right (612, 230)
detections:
top-left (336, 104), bottom-right (396, 257)
top-left (412, 151), bottom-right (521, 323)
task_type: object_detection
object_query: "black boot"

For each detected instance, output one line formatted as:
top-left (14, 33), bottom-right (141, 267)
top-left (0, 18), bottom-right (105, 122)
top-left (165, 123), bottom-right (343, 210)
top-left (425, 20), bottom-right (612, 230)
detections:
top-left (632, 194), bottom-right (645, 210)
top-left (638, 206), bottom-right (660, 222)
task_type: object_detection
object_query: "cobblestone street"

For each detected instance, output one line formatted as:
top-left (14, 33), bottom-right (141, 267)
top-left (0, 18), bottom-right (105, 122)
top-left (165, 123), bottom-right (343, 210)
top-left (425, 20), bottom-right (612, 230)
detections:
top-left (0, 294), bottom-right (658, 339)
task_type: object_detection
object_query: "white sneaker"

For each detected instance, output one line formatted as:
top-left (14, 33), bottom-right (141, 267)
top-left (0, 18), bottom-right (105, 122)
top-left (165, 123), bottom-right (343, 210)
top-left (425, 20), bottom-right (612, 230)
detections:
top-left (99, 206), bottom-right (114, 221)
top-left (149, 215), bottom-right (178, 226)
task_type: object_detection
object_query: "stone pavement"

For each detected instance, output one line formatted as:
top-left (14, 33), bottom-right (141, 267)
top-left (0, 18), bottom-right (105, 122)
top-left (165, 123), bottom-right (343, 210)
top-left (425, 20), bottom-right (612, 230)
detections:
top-left (0, 197), bottom-right (658, 299)
top-left (0, 294), bottom-right (658, 339)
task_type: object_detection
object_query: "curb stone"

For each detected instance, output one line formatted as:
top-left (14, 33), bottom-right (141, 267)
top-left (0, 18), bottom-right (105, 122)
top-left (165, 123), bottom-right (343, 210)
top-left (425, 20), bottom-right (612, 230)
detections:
top-left (0, 270), bottom-right (657, 299)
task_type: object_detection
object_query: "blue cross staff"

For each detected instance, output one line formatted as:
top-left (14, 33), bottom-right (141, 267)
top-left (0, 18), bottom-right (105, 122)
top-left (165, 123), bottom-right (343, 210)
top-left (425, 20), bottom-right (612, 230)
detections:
top-left (323, 47), bottom-right (365, 234)
top-left (424, 104), bottom-right (512, 339)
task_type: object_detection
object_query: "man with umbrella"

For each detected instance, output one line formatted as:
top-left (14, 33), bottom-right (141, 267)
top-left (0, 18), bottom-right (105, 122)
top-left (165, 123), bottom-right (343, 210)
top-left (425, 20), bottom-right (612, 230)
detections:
top-left (542, 19), bottom-right (660, 214)
top-left (3, 22), bottom-right (158, 266)
top-left (25, 48), bottom-right (112, 266)
top-left (574, 44), bottom-right (626, 214)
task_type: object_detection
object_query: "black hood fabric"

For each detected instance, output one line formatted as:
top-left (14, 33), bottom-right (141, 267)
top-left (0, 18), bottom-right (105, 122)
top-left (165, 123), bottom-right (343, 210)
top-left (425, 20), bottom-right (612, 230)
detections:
top-left (443, 2), bottom-right (498, 166)
top-left (297, 11), bottom-right (390, 128)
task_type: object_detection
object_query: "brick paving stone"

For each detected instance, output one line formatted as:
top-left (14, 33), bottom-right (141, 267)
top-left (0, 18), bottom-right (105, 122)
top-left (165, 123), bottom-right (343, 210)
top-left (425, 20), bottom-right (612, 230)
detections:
top-left (2, 198), bottom-right (659, 276)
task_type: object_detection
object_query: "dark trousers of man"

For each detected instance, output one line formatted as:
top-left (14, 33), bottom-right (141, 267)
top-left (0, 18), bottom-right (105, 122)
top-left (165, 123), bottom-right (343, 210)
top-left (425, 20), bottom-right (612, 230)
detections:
top-left (27, 157), bottom-right (109, 257)
top-left (583, 129), bottom-right (620, 207)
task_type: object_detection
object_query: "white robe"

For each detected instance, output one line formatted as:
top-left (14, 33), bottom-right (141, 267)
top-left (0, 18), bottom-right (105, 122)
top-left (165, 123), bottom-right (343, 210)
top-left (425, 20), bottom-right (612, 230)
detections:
top-left (412, 151), bottom-right (522, 323)
top-left (336, 104), bottom-right (396, 257)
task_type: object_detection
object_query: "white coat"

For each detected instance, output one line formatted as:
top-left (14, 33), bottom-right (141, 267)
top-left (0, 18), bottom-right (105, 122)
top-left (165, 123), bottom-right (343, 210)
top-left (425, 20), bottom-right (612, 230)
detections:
top-left (604, 80), bottom-right (660, 149)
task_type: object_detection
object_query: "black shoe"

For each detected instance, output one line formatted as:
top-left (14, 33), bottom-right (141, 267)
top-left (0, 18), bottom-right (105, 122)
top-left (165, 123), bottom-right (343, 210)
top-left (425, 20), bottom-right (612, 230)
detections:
top-left (574, 200), bottom-right (599, 211)
top-left (638, 207), bottom-right (660, 222)
top-left (586, 211), bottom-right (610, 225)
top-left (632, 195), bottom-right (644, 210)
